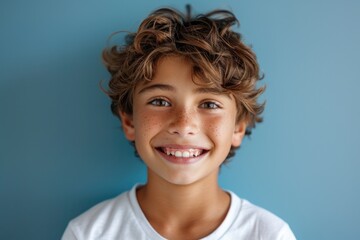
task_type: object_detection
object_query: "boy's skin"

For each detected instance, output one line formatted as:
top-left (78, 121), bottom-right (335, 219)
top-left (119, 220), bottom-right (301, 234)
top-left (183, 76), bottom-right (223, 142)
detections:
top-left (120, 55), bottom-right (247, 239)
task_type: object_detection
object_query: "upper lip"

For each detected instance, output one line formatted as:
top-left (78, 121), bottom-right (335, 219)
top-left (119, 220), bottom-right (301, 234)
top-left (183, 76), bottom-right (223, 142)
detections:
top-left (154, 144), bottom-right (210, 150)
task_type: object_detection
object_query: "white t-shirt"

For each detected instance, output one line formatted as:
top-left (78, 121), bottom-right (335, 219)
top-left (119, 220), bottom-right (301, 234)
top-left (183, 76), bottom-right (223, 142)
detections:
top-left (62, 184), bottom-right (296, 240)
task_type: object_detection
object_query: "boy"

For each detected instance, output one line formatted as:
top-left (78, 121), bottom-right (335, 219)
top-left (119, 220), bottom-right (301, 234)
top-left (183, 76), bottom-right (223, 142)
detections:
top-left (62, 6), bottom-right (296, 240)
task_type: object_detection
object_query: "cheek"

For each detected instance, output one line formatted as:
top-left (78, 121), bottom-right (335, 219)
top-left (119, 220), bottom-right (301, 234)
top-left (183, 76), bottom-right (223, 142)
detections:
top-left (203, 116), bottom-right (235, 139)
top-left (134, 110), bottom-right (163, 139)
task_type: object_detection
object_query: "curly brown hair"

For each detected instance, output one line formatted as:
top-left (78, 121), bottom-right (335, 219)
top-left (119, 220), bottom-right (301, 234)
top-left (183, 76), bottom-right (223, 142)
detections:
top-left (102, 5), bottom-right (265, 160)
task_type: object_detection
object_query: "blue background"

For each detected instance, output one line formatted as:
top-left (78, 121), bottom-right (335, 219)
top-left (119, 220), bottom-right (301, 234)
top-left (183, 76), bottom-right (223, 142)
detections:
top-left (1, 0), bottom-right (359, 239)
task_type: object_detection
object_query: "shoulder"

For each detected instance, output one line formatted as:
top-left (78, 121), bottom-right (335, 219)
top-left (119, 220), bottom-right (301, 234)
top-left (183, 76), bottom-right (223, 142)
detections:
top-left (62, 185), bottom-right (141, 240)
top-left (238, 196), bottom-right (286, 229)
top-left (71, 190), bottom-right (130, 228)
top-left (225, 192), bottom-right (296, 240)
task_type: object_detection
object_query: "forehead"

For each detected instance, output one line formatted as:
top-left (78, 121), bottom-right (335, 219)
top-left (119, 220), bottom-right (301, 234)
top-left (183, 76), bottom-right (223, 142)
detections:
top-left (153, 55), bottom-right (193, 81)
top-left (136, 55), bottom-right (228, 95)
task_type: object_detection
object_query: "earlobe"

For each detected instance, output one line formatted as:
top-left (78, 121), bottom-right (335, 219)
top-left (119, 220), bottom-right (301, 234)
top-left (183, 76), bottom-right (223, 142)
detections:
top-left (232, 121), bottom-right (247, 147)
top-left (119, 111), bottom-right (135, 141)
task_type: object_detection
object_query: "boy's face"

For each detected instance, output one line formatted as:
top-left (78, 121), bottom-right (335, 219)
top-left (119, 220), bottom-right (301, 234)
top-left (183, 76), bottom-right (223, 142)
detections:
top-left (120, 56), bottom-right (246, 186)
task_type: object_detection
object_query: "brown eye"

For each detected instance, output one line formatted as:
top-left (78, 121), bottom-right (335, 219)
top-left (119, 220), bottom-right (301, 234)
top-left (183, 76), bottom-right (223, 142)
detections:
top-left (149, 99), bottom-right (171, 107)
top-left (200, 102), bottom-right (220, 109)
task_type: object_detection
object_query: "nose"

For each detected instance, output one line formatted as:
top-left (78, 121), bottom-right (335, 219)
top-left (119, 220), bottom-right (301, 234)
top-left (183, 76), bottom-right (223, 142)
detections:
top-left (167, 107), bottom-right (199, 136)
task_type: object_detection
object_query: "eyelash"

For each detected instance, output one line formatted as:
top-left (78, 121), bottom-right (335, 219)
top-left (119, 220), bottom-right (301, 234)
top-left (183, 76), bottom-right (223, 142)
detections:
top-left (148, 98), bottom-right (221, 109)
top-left (199, 101), bottom-right (221, 109)
top-left (148, 98), bottom-right (171, 107)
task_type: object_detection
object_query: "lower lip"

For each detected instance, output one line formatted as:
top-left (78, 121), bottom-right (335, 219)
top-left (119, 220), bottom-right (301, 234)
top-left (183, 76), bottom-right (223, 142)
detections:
top-left (156, 149), bottom-right (207, 165)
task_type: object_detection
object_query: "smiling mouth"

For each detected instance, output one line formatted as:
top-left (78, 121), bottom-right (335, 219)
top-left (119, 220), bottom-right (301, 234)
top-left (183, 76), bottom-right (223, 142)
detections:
top-left (156, 147), bottom-right (208, 158)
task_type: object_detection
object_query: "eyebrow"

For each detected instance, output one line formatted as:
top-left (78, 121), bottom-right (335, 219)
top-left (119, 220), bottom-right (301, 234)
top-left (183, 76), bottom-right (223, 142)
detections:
top-left (194, 87), bottom-right (230, 98)
top-left (137, 83), bottom-right (231, 98)
top-left (138, 84), bottom-right (175, 94)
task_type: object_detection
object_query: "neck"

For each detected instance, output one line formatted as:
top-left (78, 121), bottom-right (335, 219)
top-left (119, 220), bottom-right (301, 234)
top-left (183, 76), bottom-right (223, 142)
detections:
top-left (136, 169), bottom-right (230, 230)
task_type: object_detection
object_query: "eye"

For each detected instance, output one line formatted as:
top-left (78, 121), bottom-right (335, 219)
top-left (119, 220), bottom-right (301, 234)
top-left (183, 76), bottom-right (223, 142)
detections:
top-left (148, 98), bottom-right (171, 107)
top-left (200, 101), bottom-right (221, 109)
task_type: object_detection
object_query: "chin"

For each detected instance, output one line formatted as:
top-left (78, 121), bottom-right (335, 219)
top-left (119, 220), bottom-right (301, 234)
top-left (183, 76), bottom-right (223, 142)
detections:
top-left (159, 172), bottom-right (202, 186)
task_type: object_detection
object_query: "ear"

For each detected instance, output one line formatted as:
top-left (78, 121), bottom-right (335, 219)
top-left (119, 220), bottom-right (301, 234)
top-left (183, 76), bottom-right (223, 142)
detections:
top-left (119, 111), bottom-right (135, 141)
top-left (232, 121), bottom-right (247, 147)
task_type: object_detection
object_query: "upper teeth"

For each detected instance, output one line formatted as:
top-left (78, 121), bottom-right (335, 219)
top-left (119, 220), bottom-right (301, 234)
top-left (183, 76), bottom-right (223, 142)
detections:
top-left (163, 148), bottom-right (203, 158)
